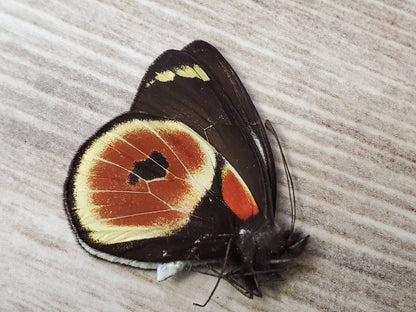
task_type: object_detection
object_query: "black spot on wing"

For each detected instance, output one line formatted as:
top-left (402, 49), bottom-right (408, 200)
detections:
top-left (129, 151), bottom-right (169, 184)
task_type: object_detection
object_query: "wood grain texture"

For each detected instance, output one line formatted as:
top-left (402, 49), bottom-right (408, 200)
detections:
top-left (1, 0), bottom-right (415, 311)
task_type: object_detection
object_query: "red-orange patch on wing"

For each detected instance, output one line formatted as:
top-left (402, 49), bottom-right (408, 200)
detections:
top-left (221, 167), bottom-right (259, 220)
top-left (159, 130), bottom-right (204, 173)
top-left (84, 122), bottom-right (207, 228)
top-left (149, 178), bottom-right (190, 205)
top-left (92, 192), bottom-right (184, 226)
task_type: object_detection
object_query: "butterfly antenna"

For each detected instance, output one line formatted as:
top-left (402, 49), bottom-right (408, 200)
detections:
top-left (193, 238), bottom-right (233, 307)
top-left (265, 120), bottom-right (296, 234)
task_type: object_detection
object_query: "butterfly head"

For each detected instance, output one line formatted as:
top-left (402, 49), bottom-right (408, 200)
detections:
top-left (235, 224), bottom-right (308, 272)
top-left (217, 224), bottom-right (308, 299)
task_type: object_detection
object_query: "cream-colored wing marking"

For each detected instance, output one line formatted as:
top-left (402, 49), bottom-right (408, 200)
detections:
top-left (71, 119), bottom-right (216, 244)
top-left (145, 64), bottom-right (210, 87)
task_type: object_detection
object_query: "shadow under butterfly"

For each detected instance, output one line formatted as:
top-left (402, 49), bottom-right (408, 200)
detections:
top-left (64, 40), bottom-right (308, 307)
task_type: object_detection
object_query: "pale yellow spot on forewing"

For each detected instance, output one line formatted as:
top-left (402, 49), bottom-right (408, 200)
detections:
top-left (175, 66), bottom-right (198, 79)
top-left (193, 64), bottom-right (210, 81)
top-left (152, 64), bottom-right (210, 85)
top-left (155, 70), bottom-right (175, 82)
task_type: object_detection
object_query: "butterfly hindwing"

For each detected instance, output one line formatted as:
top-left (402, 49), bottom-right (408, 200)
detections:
top-left (131, 41), bottom-right (276, 219)
top-left (65, 112), bottom-right (260, 263)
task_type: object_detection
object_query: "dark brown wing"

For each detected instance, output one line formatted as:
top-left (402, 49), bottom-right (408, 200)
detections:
top-left (131, 41), bottom-right (276, 219)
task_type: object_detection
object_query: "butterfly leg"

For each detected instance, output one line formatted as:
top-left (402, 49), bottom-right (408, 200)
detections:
top-left (193, 237), bottom-right (233, 307)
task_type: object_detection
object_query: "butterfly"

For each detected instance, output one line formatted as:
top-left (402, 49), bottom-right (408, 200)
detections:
top-left (64, 40), bottom-right (308, 306)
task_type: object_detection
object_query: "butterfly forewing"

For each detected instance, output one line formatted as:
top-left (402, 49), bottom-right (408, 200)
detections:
top-left (183, 41), bottom-right (277, 214)
top-left (131, 42), bottom-right (276, 219)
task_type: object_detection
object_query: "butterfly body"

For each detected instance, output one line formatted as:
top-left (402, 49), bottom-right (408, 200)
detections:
top-left (64, 40), bottom-right (307, 301)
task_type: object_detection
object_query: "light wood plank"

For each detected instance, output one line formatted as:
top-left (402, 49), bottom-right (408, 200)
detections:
top-left (1, 0), bottom-right (415, 311)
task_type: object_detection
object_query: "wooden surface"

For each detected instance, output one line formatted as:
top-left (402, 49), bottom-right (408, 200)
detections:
top-left (1, 1), bottom-right (415, 311)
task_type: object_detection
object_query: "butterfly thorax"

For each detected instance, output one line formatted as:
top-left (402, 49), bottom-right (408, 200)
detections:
top-left (233, 224), bottom-right (307, 273)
